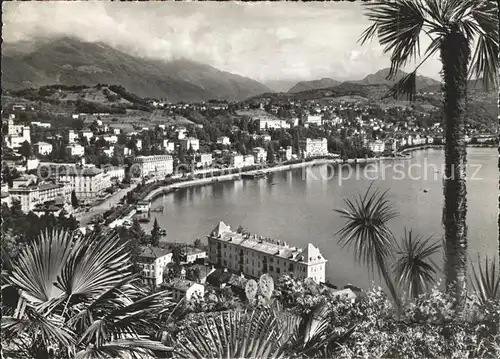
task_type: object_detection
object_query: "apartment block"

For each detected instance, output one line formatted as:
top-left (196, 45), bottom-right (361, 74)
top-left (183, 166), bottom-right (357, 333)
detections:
top-left (9, 183), bottom-right (72, 213)
top-left (137, 246), bottom-right (173, 287)
top-left (133, 155), bottom-right (174, 178)
top-left (299, 138), bottom-right (328, 157)
top-left (58, 167), bottom-right (110, 203)
top-left (208, 222), bottom-right (327, 283)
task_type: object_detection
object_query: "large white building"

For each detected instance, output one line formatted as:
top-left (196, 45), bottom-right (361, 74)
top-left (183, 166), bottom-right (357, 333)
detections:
top-left (137, 246), bottom-right (173, 287)
top-left (299, 138), bottom-right (328, 157)
top-left (9, 183), bottom-right (72, 213)
top-left (230, 154), bottom-right (244, 168)
top-left (6, 119), bottom-right (31, 149)
top-left (58, 167), bottom-right (110, 203)
top-left (208, 222), bottom-right (327, 283)
top-left (133, 155), bottom-right (174, 179)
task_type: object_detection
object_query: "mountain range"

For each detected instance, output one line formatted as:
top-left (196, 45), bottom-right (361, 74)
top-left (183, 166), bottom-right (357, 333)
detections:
top-left (2, 37), bottom-right (490, 104)
top-left (1, 37), bottom-right (271, 103)
top-left (286, 69), bottom-right (442, 94)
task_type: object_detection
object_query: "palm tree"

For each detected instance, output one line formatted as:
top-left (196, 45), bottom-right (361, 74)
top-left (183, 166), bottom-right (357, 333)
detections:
top-left (335, 184), bottom-right (402, 312)
top-left (1, 228), bottom-right (173, 359)
top-left (392, 229), bottom-right (441, 301)
top-left (174, 302), bottom-right (353, 359)
top-left (359, 0), bottom-right (498, 308)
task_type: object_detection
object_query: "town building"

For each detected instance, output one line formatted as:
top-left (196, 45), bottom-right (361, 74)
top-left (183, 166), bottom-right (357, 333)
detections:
top-left (217, 136), bottom-right (231, 146)
top-left (65, 143), bottom-right (85, 157)
top-left (132, 155), bottom-right (174, 179)
top-left (279, 146), bottom-right (293, 161)
top-left (103, 135), bottom-right (118, 144)
top-left (299, 138), bottom-right (328, 157)
top-left (243, 155), bottom-right (255, 167)
top-left (67, 130), bottom-right (77, 144)
top-left (183, 247), bottom-right (207, 264)
top-left (368, 140), bottom-right (386, 153)
top-left (33, 142), bottom-right (53, 156)
top-left (163, 279), bottom-right (204, 301)
top-left (196, 153), bottom-right (213, 168)
top-left (58, 167), bottom-right (110, 203)
top-left (230, 154), bottom-right (244, 168)
top-left (305, 115), bottom-right (323, 126)
top-left (31, 122), bottom-right (51, 129)
top-left (257, 117), bottom-right (290, 130)
top-left (252, 147), bottom-right (267, 164)
top-left (180, 137), bottom-right (200, 152)
top-left (162, 139), bottom-right (176, 153)
top-left (6, 119), bottom-right (31, 149)
top-left (208, 222), bottom-right (327, 283)
top-left (79, 130), bottom-right (94, 142)
top-left (9, 183), bottom-right (72, 213)
top-left (136, 200), bottom-right (151, 213)
top-left (137, 246), bottom-right (173, 287)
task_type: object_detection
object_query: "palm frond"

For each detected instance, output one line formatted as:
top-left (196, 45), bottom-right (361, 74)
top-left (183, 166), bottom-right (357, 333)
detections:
top-left (470, 255), bottom-right (500, 305)
top-left (469, 0), bottom-right (499, 90)
top-left (392, 229), bottom-right (441, 300)
top-left (359, 0), bottom-right (428, 77)
top-left (335, 183), bottom-right (397, 276)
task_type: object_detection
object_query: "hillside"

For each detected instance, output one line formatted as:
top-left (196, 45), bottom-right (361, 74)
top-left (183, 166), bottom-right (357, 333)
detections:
top-left (352, 68), bottom-right (442, 90)
top-left (288, 78), bottom-right (341, 93)
top-left (1, 37), bottom-right (271, 103)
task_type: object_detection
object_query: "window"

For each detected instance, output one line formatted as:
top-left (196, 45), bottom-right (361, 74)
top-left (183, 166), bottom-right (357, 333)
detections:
top-left (224, 244), bottom-right (227, 248)
top-left (270, 258), bottom-right (273, 263)
top-left (270, 266), bottom-right (274, 272)
top-left (224, 260), bottom-right (227, 266)
top-left (276, 268), bottom-right (280, 274)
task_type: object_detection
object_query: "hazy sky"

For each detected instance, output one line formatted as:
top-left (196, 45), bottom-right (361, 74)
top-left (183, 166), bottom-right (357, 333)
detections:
top-left (3, 1), bottom-right (443, 82)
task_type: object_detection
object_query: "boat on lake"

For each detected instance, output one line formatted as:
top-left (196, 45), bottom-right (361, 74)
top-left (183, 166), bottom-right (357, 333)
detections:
top-left (242, 171), bottom-right (267, 179)
top-left (151, 205), bottom-right (164, 212)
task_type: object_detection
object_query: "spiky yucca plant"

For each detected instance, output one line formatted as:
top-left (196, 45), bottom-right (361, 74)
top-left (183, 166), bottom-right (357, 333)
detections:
top-left (393, 229), bottom-right (441, 301)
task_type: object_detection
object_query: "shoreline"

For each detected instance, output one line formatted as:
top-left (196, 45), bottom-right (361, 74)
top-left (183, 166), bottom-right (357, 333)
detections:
top-left (144, 155), bottom-right (410, 202)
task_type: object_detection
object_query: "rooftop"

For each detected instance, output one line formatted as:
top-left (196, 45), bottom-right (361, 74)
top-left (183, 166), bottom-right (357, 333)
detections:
top-left (138, 245), bottom-right (172, 259)
top-left (209, 221), bottom-right (326, 264)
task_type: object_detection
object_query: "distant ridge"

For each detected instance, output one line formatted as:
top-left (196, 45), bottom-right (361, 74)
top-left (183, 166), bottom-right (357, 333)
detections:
top-left (288, 78), bottom-right (341, 93)
top-left (1, 37), bottom-right (272, 102)
top-left (286, 68), bottom-right (442, 94)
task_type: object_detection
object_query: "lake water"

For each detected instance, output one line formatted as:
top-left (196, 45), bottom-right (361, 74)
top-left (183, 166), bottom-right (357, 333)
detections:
top-left (147, 148), bottom-right (497, 290)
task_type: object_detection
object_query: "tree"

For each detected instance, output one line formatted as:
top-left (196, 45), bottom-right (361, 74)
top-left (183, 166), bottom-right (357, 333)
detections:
top-left (70, 190), bottom-right (79, 208)
top-left (392, 229), bottom-right (441, 301)
top-left (171, 245), bottom-right (183, 265)
top-left (1, 228), bottom-right (173, 358)
top-left (151, 218), bottom-right (161, 247)
top-left (193, 238), bottom-right (203, 249)
top-left (360, 0), bottom-right (498, 308)
top-left (19, 140), bottom-right (32, 159)
top-left (267, 146), bottom-right (275, 164)
top-left (130, 218), bottom-right (147, 245)
top-left (335, 184), bottom-right (402, 313)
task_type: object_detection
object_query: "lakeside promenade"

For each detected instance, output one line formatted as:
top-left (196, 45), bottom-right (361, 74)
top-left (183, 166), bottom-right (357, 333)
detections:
top-left (78, 153), bottom-right (416, 228)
